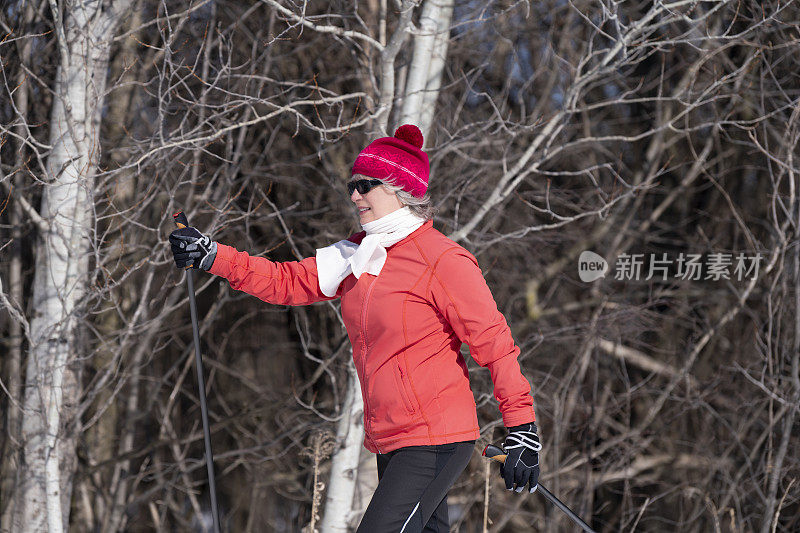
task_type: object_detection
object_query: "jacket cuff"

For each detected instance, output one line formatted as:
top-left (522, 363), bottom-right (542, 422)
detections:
top-left (507, 421), bottom-right (537, 433)
top-left (502, 408), bottom-right (536, 429)
top-left (207, 242), bottom-right (235, 276)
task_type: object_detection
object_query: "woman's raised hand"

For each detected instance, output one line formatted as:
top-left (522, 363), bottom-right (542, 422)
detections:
top-left (169, 226), bottom-right (217, 270)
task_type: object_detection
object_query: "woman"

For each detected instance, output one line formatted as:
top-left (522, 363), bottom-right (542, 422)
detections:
top-left (169, 124), bottom-right (542, 532)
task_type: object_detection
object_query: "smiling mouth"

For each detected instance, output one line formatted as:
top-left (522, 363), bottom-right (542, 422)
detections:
top-left (358, 207), bottom-right (371, 214)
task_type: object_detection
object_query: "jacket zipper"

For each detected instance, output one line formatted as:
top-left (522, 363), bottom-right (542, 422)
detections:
top-left (361, 274), bottom-right (380, 453)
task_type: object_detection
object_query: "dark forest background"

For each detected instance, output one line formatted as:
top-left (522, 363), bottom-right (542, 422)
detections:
top-left (1, 0), bottom-right (799, 531)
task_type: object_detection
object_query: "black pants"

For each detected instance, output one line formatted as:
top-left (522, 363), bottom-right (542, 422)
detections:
top-left (356, 440), bottom-right (475, 533)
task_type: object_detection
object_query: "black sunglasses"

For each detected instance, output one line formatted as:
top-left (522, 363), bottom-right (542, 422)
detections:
top-left (348, 178), bottom-right (383, 195)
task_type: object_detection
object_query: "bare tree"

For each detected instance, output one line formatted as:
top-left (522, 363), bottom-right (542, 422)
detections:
top-left (2, 0), bottom-right (798, 531)
top-left (2, 0), bottom-right (131, 530)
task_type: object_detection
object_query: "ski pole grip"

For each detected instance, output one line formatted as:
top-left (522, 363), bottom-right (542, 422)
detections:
top-left (172, 211), bottom-right (194, 270)
top-left (173, 211), bottom-right (189, 229)
top-left (482, 444), bottom-right (507, 464)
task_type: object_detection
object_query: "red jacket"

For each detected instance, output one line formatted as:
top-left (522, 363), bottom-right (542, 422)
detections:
top-left (208, 220), bottom-right (535, 453)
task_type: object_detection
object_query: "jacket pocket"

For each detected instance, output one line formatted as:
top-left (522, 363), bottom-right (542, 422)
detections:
top-left (395, 361), bottom-right (416, 415)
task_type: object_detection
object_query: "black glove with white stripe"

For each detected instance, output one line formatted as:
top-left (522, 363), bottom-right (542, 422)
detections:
top-left (169, 227), bottom-right (217, 270)
top-left (499, 422), bottom-right (541, 493)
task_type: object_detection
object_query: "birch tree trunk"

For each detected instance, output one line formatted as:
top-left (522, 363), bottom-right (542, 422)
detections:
top-left (399, 0), bottom-right (454, 141)
top-left (319, 360), bottom-right (365, 532)
top-left (13, 1), bottom-right (130, 531)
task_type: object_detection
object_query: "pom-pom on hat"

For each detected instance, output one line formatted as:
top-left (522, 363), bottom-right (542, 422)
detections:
top-left (351, 124), bottom-right (430, 198)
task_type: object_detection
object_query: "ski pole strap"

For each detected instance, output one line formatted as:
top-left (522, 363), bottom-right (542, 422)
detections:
top-left (504, 426), bottom-right (542, 452)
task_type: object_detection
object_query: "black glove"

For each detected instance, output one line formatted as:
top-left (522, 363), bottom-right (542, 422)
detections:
top-left (169, 227), bottom-right (217, 270)
top-left (499, 422), bottom-right (541, 493)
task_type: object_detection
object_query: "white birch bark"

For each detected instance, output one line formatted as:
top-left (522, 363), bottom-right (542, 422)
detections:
top-left (398, 0), bottom-right (454, 141)
top-left (416, 1), bottom-right (454, 142)
top-left (14, 1), bottom-right (130, 531)
top-left (373, 0), bottom-right (417, 136)
top-left (319, 359), bottom-right (365, 532)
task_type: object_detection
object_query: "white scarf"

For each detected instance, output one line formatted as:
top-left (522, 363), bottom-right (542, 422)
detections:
top-left (316, 207), bottom-right (425, 297)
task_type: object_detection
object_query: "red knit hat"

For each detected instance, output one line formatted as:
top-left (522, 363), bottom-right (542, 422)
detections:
top-left (351, 124), bottom-right (430, 198)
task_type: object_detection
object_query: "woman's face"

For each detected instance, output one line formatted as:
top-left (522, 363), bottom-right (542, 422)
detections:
top-left (350, 177), bottom-right (404, 224)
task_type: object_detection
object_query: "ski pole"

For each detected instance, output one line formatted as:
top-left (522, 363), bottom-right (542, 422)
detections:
top-left (173, 211), bottom-right (222, 533)
top-left (482, 444), bottom-right (597, 533)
